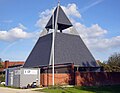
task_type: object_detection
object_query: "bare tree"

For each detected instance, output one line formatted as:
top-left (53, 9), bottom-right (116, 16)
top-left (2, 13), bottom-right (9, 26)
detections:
top-left (0, 58), bottom-right (3, 68)
top-left (108, 53), bottom-right (120, 67)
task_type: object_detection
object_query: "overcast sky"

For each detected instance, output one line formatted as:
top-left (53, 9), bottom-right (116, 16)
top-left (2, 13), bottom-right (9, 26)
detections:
top-left (0, 0), bottom-right (120, 62)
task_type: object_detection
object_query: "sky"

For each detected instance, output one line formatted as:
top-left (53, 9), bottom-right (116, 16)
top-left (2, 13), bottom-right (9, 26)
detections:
top-left (0, 0), bottom-right (120, 62)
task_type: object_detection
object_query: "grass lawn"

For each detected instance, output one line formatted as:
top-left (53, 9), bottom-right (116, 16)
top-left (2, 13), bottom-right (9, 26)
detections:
top-left (0, 84), bottom-right (4, 87)
top-left (36, 85), bottom-right (120, 93)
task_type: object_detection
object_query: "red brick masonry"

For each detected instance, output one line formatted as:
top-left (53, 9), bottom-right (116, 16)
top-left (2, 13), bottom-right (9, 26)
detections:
top-left (75, 72), bottom-right (120, 86)
top-left (40, 72), bottom-right (120, 86)
top-left (1, 61), bottom-right (24, 69)
top-left (40, 73), bottom-right (74, 86)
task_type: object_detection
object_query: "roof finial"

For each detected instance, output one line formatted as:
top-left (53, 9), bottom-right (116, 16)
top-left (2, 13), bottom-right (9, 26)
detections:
top-left (58, 0), bottom-right (60, 6)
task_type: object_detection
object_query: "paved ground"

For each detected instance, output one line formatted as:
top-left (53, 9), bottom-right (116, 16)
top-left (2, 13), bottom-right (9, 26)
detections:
top-left (0, 87), bottom-right (44, 93)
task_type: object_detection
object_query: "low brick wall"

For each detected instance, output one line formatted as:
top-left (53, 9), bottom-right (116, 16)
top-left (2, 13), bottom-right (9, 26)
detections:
top-left (75, 72), bottom-right (120, 86)
top-left (40, 73), bottom-right (74, 86)
top-left (40, 72), bottom-right (120, 86)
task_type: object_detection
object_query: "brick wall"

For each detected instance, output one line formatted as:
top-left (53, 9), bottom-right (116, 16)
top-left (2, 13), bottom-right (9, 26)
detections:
top-left (40, 73), bottom-right (74, 86)
top-left (40, 72), bottom-right (120, 86)
top-left (1, 61), bottom-right (24, 69)
top-left (75, 71), bottom-right (120, 86)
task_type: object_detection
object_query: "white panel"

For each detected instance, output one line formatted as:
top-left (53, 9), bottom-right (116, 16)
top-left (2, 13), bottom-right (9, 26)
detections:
top-left (24, 69), bottom-right (37, 75)
top-left (14, 70), bottom-right (21, 75)
top-left (10, 72), bottom-right (13, 86)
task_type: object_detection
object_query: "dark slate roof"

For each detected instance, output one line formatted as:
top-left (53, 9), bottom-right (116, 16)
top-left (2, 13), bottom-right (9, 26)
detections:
top-left (54, 32), bottom-right (99, 67)
top-left (24, 34), bottom-right (52, 67)
top-left (24, 32), bottom-right (99, 68)
top-left (45, 6), bottom-right (72, 30)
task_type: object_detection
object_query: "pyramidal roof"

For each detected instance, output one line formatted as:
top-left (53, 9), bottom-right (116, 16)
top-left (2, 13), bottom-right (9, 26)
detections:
top-left (45, 5), bottom-right (73, 30)
top-left (24, 32), bottom-right (99, 67)
top-left (23, 4), bottom-right (99, 68)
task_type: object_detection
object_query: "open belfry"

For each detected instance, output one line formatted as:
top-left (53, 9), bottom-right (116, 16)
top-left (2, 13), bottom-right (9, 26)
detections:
top-left (24, 2), bottom-right (100, 86)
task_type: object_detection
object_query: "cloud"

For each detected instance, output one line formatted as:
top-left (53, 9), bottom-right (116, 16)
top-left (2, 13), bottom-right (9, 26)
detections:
top-left (0, 41), bottom-right (17, 55)
top-left (61, 3), bottom-right (81, 18)
top-left (36, 9), bottom-right (52, 29)
top-left (73, 21), bottom-right (120, 50)
top-left (95, 36), bottom-right (120, 49)
top-left (18, 23), bottom-right (27, 30)
top-left (80, 0), bottom-right (104, 13)
top-left (0, 24), bottom-right (34, 42)
top-left (74, 23), bottom-right (107, 38)
top-left (36, 3), bottom-right (81, 29)
top-left (1, 20), bottom-right (13, 23)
